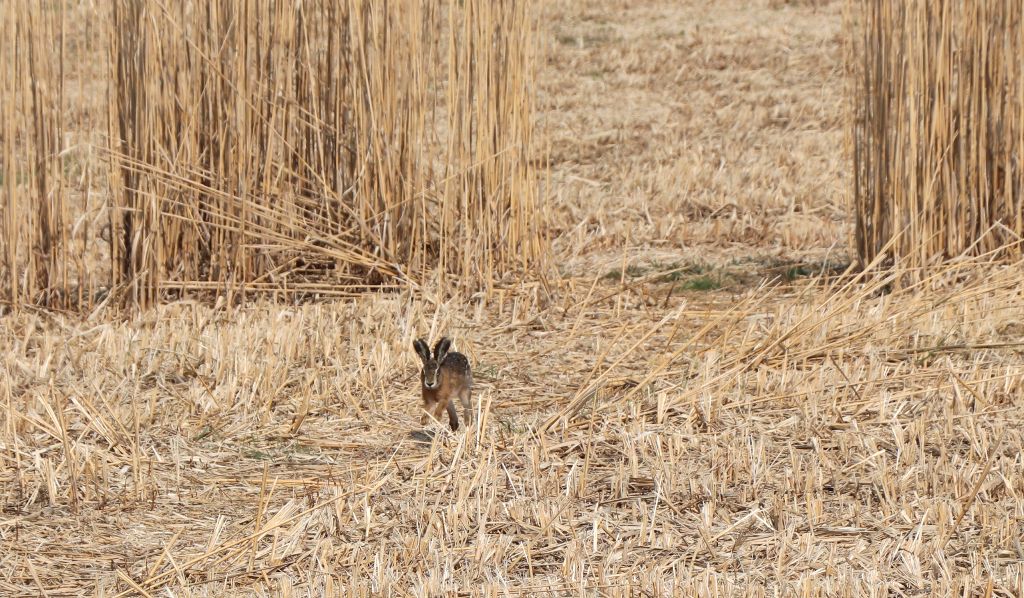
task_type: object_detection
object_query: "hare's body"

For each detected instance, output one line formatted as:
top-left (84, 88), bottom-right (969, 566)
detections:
top-left (414, 338), bottom-right (473, 431)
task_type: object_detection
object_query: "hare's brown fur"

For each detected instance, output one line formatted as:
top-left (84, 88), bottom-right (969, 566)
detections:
top-left (413, 337), bottom-right (473, 431)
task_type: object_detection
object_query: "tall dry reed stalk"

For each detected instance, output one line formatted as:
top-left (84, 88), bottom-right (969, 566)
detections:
top-left (851, 0), bottom-right (1024, 274)
top-left (106, 0), bottom-right (543, 309)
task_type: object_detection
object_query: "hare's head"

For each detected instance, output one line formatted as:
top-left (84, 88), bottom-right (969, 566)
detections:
top-left (413, 337), bottom-right (451, 390)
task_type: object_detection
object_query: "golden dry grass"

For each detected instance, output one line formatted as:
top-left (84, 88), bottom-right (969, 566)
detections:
top-left (4, 0), bottom-right (1024, 596)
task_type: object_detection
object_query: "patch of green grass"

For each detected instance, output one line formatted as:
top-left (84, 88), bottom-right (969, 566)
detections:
top-left (555, 29), bottom-right (614, 47)
top-left (603, 261), bottom-right (720, 285)
top-left (291, 443), bottom-right (317, 455)
top-left (243, 449), bottom-right (272, 460)
top-left (603, 264), bottom-right (647, 280)
top-left (475, 365), bottom-right (498, 379)
top-left (192, 425), bottom-right (215, 441)
top-left (679, 275), bottom-right (720, 291)
top-left (784, 265), bottom-right (813, 281)
top-left (653, 261), bottom-right (710, 282)
top-left (637, 260), bottom-right (712, 284)
top-left (496, 418), bottom-right (528, 435)
top-left (655, 266), bottom-right (688, 282)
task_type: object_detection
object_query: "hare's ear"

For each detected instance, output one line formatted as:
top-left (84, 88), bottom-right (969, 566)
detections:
top-left (434, 337), bottom-right (452, 361)
top-left (413, 338), bottom-right (431, 362)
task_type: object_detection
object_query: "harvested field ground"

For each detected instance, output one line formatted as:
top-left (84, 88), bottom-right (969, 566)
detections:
top-left (4, 1), bottom-right (1024, 596)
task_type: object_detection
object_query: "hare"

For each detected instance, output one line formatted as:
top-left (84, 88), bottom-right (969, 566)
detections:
top-left (413, 337), bottom-right (473, 431)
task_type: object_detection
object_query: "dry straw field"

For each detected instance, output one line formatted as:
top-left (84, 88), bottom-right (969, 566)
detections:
top-left (3, 0), bottom-right (1024, 596)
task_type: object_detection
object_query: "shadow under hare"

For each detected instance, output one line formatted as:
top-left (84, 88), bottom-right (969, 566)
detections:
top-left (413, 337), bottom-right (473, 431)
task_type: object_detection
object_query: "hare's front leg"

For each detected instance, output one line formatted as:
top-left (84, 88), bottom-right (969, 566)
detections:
top-left (445, 400), bottom-right (459, 431)
top-left (420, 397), bottom-right (438, 426)
top-left (431, 399), bottom-right (453, 430)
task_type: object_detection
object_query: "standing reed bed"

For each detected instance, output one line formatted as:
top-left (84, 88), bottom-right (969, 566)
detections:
top-left (441, 1), bottom-right (543, 284)
top-left (3, 1), bottom-right (543, 311)
top-left (0, 3), bottom-right (71, 308)
top-left (850, 0), bottom-right (1024, 274)
top-left (107, 0), bottom-right (543, 309)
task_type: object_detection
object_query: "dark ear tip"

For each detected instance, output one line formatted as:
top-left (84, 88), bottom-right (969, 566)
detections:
top-left (433, 337), bottom-right (452, 356)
